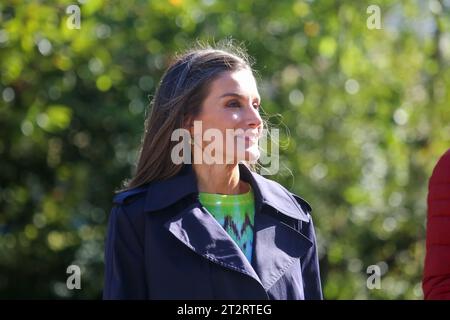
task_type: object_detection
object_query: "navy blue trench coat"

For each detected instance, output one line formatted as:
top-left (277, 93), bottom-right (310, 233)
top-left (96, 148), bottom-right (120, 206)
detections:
top-left (103, 163), bottom-right (323, 300)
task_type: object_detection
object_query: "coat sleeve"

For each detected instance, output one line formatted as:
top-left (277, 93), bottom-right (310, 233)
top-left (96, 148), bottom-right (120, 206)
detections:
top-left (103, 205), bottom-right (147, 299)
top-left (423, 149), bottom-right (450, 299)
top-left (300, 215), bottom-right (324, 300)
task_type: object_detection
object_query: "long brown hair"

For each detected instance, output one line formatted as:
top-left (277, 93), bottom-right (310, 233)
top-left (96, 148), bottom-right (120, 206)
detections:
top-left (120, 41), bottom-right (256, 191)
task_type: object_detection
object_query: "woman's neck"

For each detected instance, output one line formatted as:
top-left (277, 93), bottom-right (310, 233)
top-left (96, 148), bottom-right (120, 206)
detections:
top-left (193, 163), bottom-right (250, 195)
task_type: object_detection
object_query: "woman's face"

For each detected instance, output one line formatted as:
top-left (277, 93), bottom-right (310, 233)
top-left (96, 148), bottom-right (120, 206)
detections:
top-left (191, 69), bottom-right (263, 165)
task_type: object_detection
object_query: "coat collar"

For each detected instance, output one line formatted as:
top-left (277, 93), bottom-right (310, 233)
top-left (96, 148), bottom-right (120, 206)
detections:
top-left (144, 163), bottom-right (310, 223)
top-left (164, 200), bottom-right (313, 294)
top-left (144, 163), bottom-right (313, 294)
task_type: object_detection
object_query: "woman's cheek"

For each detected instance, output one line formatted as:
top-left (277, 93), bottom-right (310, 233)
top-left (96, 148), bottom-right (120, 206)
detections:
top-left (231, 112), bottom-right (240, 122)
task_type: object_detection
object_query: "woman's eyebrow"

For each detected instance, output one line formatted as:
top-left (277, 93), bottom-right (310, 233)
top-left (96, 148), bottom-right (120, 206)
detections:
top-left (219, 92), bottom-right (261, 101)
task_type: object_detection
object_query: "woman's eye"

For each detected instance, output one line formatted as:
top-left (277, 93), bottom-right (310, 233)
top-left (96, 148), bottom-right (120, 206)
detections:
top-left (226, 100), bottom-right (261, 110)
top-left (227, 101), bottom-right (241, 108)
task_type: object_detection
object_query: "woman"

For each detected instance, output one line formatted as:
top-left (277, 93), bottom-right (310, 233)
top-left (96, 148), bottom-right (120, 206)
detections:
top-left (103, 43), bottom-right (323, 300)
top-left (423, 149), bottom-right (450, 299)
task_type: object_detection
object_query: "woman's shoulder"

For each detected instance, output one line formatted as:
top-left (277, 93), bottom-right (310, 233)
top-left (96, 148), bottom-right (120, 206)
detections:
top-left (107, 185), bottom-right (150, 246)
top-left (112, 184), bottom-right (150, 211)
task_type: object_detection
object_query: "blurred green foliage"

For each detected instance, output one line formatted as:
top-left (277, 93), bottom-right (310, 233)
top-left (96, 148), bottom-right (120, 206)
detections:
top-left (0, 0), bottom-right (449, 299)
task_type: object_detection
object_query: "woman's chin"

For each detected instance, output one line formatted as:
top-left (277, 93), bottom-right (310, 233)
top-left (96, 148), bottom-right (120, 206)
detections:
top-left (238, 149), bottom-right (260, 164)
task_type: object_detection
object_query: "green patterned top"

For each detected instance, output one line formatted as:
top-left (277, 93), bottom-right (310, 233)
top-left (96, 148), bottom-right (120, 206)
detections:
top-left (199, 185), bottom-right (255, 264)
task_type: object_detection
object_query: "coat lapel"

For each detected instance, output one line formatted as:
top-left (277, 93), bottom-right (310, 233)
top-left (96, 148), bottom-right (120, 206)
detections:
top-left (164, 201), bottom-right (264, 287)
top-left (252, 210), bottom-right (313, 291)
top-left (145, 163), bottom-right (315, 293)
top-left (239, 164), bottom-right (314, 291)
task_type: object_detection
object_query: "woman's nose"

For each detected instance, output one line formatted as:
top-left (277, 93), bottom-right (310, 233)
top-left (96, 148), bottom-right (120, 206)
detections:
top-left (246, 105), bottom-right (263, 129)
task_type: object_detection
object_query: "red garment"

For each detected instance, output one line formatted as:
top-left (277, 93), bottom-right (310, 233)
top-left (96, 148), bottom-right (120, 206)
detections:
top-left (423, 149), bottom-right (450, 299)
